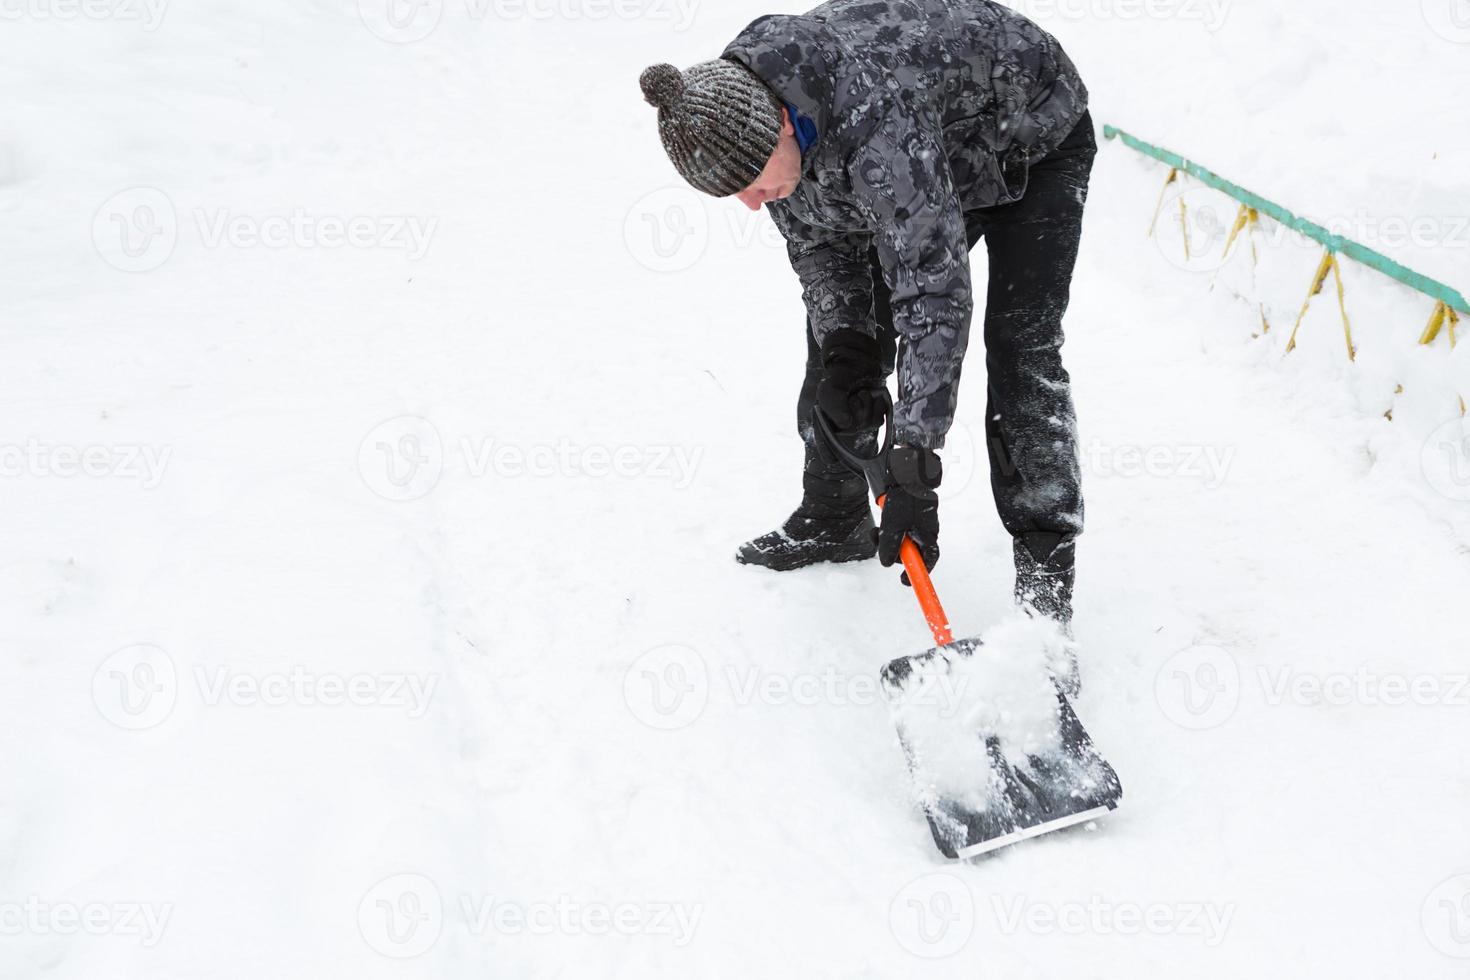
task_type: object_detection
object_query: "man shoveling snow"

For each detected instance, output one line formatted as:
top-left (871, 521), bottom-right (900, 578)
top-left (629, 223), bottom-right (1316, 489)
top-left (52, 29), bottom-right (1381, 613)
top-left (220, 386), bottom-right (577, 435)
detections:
top-left (640, 0), bottom-right (1121, 859)
top-left (639, 0), bottom-right (1094, 672)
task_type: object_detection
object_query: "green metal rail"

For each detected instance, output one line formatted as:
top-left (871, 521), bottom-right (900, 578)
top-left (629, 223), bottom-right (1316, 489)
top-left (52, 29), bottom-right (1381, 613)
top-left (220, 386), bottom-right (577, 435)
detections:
top-left (1103, 125), bottom-right (1470, 315)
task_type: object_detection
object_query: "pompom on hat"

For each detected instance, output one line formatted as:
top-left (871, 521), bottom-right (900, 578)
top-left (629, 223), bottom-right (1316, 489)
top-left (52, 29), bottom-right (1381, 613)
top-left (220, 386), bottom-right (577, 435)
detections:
top-left (639, 59), bottom-right (783, 198)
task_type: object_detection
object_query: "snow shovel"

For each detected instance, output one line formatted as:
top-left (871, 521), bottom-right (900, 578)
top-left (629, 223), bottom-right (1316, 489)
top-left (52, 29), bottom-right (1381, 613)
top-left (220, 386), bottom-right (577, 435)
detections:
top-left (813, 402), bottom-right (1123, 860)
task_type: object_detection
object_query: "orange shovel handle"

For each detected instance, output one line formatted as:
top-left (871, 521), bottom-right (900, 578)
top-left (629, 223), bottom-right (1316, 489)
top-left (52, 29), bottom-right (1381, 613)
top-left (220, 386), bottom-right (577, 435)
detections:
top-left (877, 493), bottom-right (954, 647)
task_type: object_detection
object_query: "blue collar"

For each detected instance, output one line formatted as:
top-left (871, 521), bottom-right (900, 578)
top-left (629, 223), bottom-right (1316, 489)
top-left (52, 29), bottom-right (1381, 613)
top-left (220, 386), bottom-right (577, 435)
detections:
top-left (784, 101), bottom-right (818, 157)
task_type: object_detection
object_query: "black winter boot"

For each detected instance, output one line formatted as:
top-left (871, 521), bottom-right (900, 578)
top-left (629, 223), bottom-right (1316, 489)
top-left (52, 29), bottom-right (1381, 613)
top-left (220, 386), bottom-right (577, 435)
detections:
top-left (736, 447), bottom-right (877, 571)
top-left (1014, 531), bottom-right (1080, 695)
top-left (1014, 532), bottom-right (1076, 624)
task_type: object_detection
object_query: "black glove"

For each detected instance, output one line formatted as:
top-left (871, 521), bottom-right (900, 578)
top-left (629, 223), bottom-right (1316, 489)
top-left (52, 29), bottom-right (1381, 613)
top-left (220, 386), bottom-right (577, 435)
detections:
top-left (816, 329), bottom-right (887, 433)
top-left (876, 446), bottom-right (942, 586)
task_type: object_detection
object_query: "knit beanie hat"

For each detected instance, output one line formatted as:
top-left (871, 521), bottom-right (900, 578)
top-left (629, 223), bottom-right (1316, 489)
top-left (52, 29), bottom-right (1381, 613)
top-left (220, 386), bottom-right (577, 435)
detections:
top-left (639, 60), bottom-right (783, 198)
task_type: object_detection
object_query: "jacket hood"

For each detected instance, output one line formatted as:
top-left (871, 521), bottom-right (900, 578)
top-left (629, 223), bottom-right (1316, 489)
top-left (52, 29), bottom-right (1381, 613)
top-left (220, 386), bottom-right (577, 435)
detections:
top-left (721, 15), bottom-right (839, 145)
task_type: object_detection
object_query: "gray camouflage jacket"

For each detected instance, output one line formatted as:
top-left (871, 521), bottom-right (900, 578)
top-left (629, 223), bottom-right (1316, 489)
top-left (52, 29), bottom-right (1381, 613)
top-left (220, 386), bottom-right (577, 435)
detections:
top-left (722, 0), bottom-right (1087, 449)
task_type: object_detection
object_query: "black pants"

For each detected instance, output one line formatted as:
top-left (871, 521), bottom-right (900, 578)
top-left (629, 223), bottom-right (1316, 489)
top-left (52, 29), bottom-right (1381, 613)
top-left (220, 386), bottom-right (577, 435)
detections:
top-left (797, 112), bottom-right (1095, 541)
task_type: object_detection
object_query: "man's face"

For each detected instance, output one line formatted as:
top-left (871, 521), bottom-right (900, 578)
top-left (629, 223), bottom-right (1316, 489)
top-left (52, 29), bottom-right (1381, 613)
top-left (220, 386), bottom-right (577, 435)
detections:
top-left (734, 108), bottom-right (802, 211)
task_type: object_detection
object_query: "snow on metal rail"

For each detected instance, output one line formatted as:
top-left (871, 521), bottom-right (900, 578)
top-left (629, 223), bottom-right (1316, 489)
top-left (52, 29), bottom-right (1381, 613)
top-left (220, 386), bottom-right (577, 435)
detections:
top-left (1103, 124), bottom-right (1468, 365)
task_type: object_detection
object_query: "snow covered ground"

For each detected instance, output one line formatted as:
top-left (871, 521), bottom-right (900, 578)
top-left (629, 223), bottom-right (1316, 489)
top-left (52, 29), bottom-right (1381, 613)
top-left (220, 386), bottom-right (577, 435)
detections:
top-left (2, 1), bottom-right (1468, 977)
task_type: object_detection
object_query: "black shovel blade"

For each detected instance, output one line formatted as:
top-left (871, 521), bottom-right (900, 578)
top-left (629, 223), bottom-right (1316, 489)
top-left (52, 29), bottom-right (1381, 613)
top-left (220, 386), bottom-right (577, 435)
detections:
top-left (881, 637), bottom-right (1122, 860)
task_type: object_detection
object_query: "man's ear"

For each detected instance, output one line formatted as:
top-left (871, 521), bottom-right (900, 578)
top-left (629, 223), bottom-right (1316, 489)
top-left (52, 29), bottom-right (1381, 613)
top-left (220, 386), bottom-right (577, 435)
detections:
top-left (780, 105), bottom-right (795, 137)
